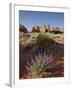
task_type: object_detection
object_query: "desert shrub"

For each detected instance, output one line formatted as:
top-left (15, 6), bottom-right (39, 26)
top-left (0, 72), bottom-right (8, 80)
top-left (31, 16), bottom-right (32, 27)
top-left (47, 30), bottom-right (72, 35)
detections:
top-left (36, 34), bottom-right (54, 49)
top-left (26, 52), bottom-right (55, 78)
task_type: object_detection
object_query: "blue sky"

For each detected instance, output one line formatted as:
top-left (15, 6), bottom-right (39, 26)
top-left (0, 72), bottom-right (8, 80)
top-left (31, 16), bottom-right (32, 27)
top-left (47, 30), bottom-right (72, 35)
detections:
top-left (19, 10), bottom-right (64, 30)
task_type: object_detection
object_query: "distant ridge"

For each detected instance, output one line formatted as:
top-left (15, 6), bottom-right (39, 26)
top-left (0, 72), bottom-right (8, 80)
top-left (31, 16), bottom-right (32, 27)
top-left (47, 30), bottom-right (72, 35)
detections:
top-left (19, 24), bottom-right (64, 33)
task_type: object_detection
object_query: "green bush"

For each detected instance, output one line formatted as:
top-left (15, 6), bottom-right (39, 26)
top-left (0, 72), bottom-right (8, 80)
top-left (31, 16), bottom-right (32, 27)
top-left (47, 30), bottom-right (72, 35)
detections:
top-left (36, 34), bottom-right (54, 48)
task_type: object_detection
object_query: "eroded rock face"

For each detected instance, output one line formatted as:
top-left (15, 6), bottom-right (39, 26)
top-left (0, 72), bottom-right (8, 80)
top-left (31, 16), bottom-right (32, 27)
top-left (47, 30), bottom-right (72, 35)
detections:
top-left (44, 25), bottom-right (50, 32)
top-left (19, 24), bottom-right (28, 33)
top-left (30, 25), bottom-right (64, 33)
top-left (39, 26), bottom-right (46, 32)
top-left (31, 26), bottom-right (40, 32)
top-left (19, 24), bottom-right (64, 34)
top-left (30, 25), bottom-right (50, 33)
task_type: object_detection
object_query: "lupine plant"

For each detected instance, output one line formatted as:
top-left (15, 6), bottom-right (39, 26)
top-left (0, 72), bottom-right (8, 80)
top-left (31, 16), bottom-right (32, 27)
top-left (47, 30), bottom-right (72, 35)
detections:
top-left (26, 52), bottom-right (55, 78)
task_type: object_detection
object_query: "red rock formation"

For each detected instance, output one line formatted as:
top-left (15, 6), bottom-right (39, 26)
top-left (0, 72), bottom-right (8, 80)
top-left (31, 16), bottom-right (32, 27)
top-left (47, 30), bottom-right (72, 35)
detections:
top-left (19, 24), bottom-right (28, 33)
